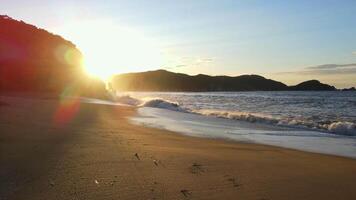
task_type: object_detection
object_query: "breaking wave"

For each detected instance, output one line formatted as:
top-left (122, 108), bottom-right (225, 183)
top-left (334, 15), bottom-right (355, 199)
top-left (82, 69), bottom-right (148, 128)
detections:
top-left (115, 95), bottom-right (356, 136)
top-left (140, 98), bottom-right (187, 112)
top-left (326, 122), bottom-right (356, 136)
top-left (115, 95), bottom-right (141, 106)
top-left (115, 95), bottom-right (188, 112)
top-left (193, 109), bottom-right (356, 136)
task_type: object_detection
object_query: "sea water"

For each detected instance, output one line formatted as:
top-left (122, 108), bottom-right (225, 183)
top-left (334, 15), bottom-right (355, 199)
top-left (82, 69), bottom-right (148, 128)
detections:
top-left (99, 91), bottom-right (356, 158)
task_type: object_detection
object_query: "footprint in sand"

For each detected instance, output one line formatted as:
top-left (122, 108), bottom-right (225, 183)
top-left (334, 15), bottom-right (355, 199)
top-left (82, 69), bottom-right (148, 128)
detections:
top-left (227, 177), bottom-right (241, 188)
top-left (180, 189), bottom-right (192, 198)
top-left (150, 155), bottom-right (165, 168)
top-left (110, 176), bottom-right (118, 186)
top-left (190, 163), bottom-right (205, 174)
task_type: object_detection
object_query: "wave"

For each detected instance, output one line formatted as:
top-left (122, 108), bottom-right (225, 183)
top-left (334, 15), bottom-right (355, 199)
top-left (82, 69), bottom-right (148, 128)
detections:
top-left (115, 95), bottom-right (188, 112)
top-left (115, 95), bottom-right (141, 106)
top-left (193, 109), bottom-right (356, 136)
top-left (325, 122), bottom-right (356, 136)
top-left (115, 95), bottom-right (356, 136)
top-left (194, 109), bottom-right (280, 124)
top-left (140, 98), bottom-right (188, 112)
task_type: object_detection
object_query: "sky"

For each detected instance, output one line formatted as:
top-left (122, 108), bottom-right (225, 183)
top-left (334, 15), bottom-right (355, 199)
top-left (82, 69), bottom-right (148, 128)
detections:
top-left (1, 0), bottom-right (356, 88)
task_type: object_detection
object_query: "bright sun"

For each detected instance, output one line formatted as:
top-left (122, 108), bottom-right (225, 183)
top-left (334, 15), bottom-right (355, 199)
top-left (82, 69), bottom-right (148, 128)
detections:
top-left (53, 20), bottom-right (163, 81)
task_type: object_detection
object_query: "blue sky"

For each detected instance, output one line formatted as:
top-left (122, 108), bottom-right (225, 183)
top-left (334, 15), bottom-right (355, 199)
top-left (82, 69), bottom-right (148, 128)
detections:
top-left (1, 0), bottom-right (356, 87)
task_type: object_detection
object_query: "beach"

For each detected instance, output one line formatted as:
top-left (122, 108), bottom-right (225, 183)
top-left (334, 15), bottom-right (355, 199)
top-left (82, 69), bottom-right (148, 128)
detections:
top-left (1, 95), bottom-right (356, 200)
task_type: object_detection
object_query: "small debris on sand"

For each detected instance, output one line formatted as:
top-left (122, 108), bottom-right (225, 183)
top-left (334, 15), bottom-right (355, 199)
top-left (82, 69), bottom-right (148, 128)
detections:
top-left (153, 159), bottom-right (158, 166)
top-left (49, 180), bottom-right (55, 187)
top-left (134, 153), bottom-right (140, 160)
top-left (110, 181), bottom-right (115, 186)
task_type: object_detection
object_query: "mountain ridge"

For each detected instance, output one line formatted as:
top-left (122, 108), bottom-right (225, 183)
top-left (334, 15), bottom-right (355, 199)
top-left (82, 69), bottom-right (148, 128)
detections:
top-left (111, 69), bottom-right (337, 92)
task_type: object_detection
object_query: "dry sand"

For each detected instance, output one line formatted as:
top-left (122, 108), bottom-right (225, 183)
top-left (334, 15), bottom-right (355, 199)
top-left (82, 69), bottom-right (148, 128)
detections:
top-left (1, 95), bottom-right (356, 200)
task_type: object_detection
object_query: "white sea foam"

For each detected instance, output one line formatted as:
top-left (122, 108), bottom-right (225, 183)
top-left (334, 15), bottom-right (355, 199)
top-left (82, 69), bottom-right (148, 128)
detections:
top-left (82, 91), bottom-right (356, 158)
top-left (130, 107), bottom-right (356, 159)
top-left (112, 93), bottom-right (356, 136)
top-left (140, 98), bottom-right (187, 112)
top-left (194, 109), bottom-right (279, 124)
top-left (115, 95), bottom-right (141, 106)
top-left (192, 109), bottom-right (356, 136)
top-left (114, 94), bottom-right (188, 112)
top-left (326, 122), bottom-right (356, 136)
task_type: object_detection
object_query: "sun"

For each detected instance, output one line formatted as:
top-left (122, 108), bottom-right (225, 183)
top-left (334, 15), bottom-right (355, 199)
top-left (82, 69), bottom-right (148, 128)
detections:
top-left (53, 19), bottom-right (163, 81)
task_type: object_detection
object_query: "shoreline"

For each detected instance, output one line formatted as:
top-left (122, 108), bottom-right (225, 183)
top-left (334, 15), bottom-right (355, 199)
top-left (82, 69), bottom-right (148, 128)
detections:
top-left (1, 95), bottom-right (356, 200)
top-left (131, 106), bottom-right (356, 159)
top-left (133, 121), bottom-right (356, 161)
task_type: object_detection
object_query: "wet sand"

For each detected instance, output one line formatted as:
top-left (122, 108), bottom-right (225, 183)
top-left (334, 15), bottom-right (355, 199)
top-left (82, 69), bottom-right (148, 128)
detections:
top-left (1, 95), bottom-right (356, 200)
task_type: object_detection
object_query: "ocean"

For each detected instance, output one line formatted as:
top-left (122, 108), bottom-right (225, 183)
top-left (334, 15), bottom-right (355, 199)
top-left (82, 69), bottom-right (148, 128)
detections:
top-left (90, 91), bottom-right (356, 158)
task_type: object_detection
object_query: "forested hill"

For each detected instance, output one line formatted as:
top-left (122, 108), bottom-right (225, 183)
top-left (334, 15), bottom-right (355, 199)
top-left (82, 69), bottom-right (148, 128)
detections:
top-left (112, 70), bottom-right (336, 92)
top-left (112, 70), bottom-right (287, 91)
top-left (0, 15), bottom-right (106, 98)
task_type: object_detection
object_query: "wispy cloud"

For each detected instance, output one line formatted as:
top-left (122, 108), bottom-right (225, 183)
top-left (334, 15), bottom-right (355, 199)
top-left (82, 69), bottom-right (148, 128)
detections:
top-left (306, 63), bottom-right (356, 70)
top-left (164, 64), bottom-right (186, 70)
top-left (353, 51), bottom-right (356, 56)
top-left (277, 63), bottom-right (356, 75)
top-left (163, 57), bottom-right (214, 70)
top-left (198, 58), bottom-right (213, 62)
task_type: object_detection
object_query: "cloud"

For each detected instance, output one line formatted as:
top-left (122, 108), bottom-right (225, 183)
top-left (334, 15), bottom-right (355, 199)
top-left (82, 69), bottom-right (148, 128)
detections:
top-left (306, 63), bottom-right (356, 70)
top-left (164, 64), bottom-right (186, 70)
top-left (198, 58), bottom-right (213, 62)
top-left (163, 57), bottom-right (214, 70)
top-left (277, 63), bottom-right (356, 75)
top-left (353, 51), bottom-right (356, 56)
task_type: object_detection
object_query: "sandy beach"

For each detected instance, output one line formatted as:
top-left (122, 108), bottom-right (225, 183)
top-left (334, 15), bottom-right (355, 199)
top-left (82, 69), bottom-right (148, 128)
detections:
top-left (1, 95), bottom-right (356, 200)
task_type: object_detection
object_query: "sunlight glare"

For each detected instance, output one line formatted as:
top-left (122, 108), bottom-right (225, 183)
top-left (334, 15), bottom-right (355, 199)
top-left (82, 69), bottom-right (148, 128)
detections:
top-left (54, 20), bottom-right (163, 81)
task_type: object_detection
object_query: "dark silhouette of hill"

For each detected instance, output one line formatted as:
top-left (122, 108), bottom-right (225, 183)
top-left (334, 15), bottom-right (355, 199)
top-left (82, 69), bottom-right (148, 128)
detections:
top-left (289, 80), bottom-right (336, 91)
top-left (112, 70), bottom-right (288, 91)
top-left (112, 70), bottom-right (337, 92)
top-left (341, 87), bottom-right (356, 91)
top-left (1, 15), bottom-right (336, 95)
top-left (0, 15), bottom-right (107, 98)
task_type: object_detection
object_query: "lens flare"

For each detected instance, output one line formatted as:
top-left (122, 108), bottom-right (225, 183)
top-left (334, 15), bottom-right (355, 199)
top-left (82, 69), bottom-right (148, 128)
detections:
top-left (53, 86), bottom-right (81, 126)
top-left (54, 44), bottom-right (83, 67)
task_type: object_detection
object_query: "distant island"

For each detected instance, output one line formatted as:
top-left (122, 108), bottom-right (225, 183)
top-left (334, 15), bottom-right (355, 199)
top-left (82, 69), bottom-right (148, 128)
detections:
top-left (341, 87), bottom-right (356, 91)
top-left (112, 70), bottom-right (337, 92)
top-left (288, 80), bottom-right (336, 91)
